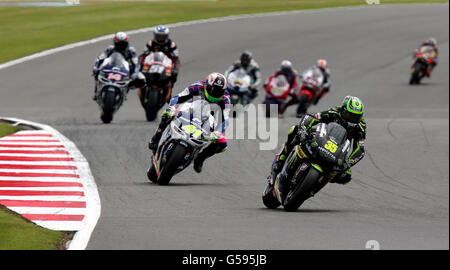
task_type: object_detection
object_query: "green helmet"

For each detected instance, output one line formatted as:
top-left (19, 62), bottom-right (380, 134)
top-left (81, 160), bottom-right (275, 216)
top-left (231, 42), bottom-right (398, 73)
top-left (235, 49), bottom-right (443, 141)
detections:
top-left (341, 96), bottom-right (364, 124)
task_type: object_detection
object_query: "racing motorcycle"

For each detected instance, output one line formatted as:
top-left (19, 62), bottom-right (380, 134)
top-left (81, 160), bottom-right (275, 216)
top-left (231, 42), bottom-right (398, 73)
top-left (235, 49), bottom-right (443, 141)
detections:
top-left (95, 52), bottom-right (131, 124)
top-left (262, 122), bottom-right (351, 211)
top-left (296, 67), bottom-right (325, 116)
top-left (147, 99), bottom-right (219, 185)
top-left (410, 46), bottom-right (436, 85)
top-left (226, 68), bottom-right (252, 117)
top-left (139, 52), bottom-right (174, 121)
top-left (263, 74), bottom-right (291, 117)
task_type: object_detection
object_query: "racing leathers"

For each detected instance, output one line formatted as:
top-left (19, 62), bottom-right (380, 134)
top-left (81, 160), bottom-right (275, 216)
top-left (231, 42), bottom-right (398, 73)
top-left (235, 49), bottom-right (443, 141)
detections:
top-left (273, 107), bottom-right (366, 193)
top-left (139, 39), bottom-right (180, 84)
top-left (225, 59), bottom-right (261, 100)
top-left (149, 80), bottom-right (231, 172)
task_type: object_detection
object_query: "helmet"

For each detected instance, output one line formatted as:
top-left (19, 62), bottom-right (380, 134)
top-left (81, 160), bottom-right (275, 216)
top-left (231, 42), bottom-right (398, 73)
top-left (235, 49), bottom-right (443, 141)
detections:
top-left (424, 37), bottom-right (437, 46)
top-left (205, 73), bottom-right (227, 103)
top-left (280, 60), bottom-right (293, 73)
top-left (240, 51), bottom-right (252, 67)
top-left (341, 96), bottom-right (364, 124)
top-left (316, 59), bottom-right (328, 71)
top-left (113, 32), bottom-right (129, 51)
top-left (154, 25), bottom-right (169, 44)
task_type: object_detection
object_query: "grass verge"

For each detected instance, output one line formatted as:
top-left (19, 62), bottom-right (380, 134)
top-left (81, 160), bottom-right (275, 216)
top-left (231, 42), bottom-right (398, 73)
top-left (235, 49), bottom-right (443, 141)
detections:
top-left (0, 122), bottom-right (73, 250)
top-left (0, 0), bottom-right (447, 63)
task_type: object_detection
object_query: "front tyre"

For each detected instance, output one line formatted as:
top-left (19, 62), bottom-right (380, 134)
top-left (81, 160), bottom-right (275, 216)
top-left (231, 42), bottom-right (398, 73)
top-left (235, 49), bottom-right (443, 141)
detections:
top-left (157, 143), bottom-right (188, 185)
top-left (146, 90), bottom-right (160, 121)
top-left (283, 167), bottom-right (321, 212)
top-left (101, 90), bottom-right (115, 124)
top-left (410, 62), bottom-right (423, 85)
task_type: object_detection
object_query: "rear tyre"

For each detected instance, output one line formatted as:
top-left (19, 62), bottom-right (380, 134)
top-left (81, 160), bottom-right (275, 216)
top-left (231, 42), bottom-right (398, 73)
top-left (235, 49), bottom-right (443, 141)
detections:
top-left (283, 167), bottom-right (321, 212)
top-left (101, 91), bottom-right (115, 124)
top-left (157, 144), bottom-right (187, 185)
top-left (262, 181), bottom-right (281, 209)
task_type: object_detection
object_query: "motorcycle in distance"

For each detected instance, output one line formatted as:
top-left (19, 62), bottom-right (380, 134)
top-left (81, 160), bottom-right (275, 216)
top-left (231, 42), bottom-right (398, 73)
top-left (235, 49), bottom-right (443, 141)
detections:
top-left (295, 67), bottom-right (324, 117)
top-left (94, 52), bottom-right (131, 124)
top-left (226, 68), bottom-right (252, 117)
top-left (139, 52), bottom-right (174, 121)
top-left (262, 122), bottom-right (351, 211)
top-left (147, 99), bottom-right (219, 185)
top-left (410, 46), bottom-right (436, 85)
top-left (263, 74), bottom-right (291, 118)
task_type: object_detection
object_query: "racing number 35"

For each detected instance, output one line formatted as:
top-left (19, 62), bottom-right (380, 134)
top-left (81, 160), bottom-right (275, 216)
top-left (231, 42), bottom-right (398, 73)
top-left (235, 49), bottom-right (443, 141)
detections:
top-left (324, 140), bottom-right (338, 153)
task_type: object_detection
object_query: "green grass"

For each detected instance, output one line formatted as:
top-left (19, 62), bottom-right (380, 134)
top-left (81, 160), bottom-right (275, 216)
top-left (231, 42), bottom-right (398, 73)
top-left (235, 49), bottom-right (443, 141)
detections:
top-left (0, 122), bottom-right (21, 138)
top-left (0, 122), bottom-right (72, 250)
top-left (0, 0), bottom-right (447, 63)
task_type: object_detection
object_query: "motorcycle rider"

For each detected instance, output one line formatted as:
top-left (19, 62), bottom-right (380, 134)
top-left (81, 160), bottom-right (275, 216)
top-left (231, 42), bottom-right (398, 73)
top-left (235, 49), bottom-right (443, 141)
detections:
top-left (265, 60), bottom-right (299, 115)
top-left (148, 72), bottom-right (231, 173)
top-left (224, 51), bottom-right (261, 101)
top-left (314, 59), bottom-right (331, 104)
top-left (271, 96), bottom-right (366, 201)
top-left (415, 38), bottom-right (438, 77)
top-left (92, 32), bottom-right (145, 100)
top-left (139, 25), bottom-right (180, 85)
top-left (279, 59), bottom-right (331, 117)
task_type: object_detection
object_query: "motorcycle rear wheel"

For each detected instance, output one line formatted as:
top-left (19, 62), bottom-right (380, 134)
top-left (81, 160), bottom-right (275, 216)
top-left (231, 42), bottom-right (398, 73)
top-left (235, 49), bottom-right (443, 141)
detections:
top-left (262, 181), bottom-right (281, 209)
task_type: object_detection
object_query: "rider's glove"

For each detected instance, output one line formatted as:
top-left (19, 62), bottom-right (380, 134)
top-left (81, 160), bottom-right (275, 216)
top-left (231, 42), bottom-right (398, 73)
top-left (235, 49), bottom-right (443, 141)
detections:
top-left (297, 127), bottom-right (308, 142)
top-left (210, 131), bottom-right (223, 142)
top-left (162, 105), bottom-right (176, 120)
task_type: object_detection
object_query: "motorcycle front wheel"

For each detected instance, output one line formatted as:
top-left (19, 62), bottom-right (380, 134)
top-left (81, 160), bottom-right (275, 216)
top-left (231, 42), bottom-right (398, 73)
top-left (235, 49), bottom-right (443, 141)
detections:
top-left (283, 166), bottom-right (321, 212)
top-left (101, 90), bottom-right (116, 124)
top-left (157, 143), bottom-right (188, 185)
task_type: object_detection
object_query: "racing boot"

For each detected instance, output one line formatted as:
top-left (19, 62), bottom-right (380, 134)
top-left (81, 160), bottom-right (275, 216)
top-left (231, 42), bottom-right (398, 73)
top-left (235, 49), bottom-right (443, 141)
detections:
top-left (329, 168), bottom-right (352, 185)
top-left (193, 143), bottom-right (221, 173)
top-left (148, 129), bottom-right (163, 153)
top-left (148, 114), bottom-right (173, 153)
top-left (274, 168), bottom-right (290, 204)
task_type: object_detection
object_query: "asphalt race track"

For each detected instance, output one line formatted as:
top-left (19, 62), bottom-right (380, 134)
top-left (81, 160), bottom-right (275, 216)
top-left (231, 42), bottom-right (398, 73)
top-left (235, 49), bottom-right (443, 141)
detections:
top-left (0, 4), bottom-right (448, 249)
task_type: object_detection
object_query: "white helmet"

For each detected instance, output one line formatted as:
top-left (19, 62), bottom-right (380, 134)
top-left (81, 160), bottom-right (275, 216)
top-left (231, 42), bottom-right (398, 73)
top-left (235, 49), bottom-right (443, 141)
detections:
top-left (280, 60), bottom-right (293, 72)
top-left (154, 25), bottom-right (170, 44)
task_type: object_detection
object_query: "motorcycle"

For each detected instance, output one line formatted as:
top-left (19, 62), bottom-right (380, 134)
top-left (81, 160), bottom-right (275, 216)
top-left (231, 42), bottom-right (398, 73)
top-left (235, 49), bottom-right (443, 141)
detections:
top-left (147, 99), bottom-right (218, 185)
top-left (95, 52), bottom-right (131, 124)
top-left (410, 46), bottom-right (436, 85)
top-left (226, 68), bottom-right (252, 117)
top-left (263, 74), bottom-right (291, 117)
top-left (139, 52), bottom-right (174, 121)
top-left (262, 122), bottom-right (351, 211)
top-left (296, 67), bottom-right (325, 116)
